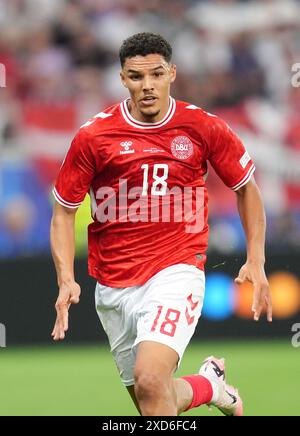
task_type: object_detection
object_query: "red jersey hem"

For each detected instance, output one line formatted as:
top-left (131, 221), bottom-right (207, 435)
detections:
top-left (88, 256), bottom-right (206, 288)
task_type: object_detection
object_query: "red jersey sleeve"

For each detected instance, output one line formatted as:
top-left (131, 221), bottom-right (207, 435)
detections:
top-left (53, 128), bottom-right (95, 208)
top-left (207, 115), bottom-right (255, 191)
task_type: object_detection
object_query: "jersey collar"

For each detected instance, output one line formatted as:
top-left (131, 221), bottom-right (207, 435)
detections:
top-left (120, 97), bottom-right (176, 129)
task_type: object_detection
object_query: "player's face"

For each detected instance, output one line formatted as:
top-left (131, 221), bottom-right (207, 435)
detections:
top-left (120, 54), bottom-right (176, 123)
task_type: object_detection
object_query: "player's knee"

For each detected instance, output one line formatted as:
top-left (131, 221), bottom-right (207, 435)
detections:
top-left (134, 372), bottom-right (166, 402)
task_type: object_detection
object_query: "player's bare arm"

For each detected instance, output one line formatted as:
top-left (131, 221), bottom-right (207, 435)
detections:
top-left (235, 177), bottom-right (272, 323)
top-left (50, 202), bottom-right (81, 341)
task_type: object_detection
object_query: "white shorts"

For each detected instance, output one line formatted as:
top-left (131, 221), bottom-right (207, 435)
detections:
top-left (95, 264), bottom-right (205, 386)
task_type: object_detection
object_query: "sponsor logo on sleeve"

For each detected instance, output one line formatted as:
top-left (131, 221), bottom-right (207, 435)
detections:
top-left (0, 63), bottom-right (6, 88)
top-left (239, 151), bottom-right (251, 169)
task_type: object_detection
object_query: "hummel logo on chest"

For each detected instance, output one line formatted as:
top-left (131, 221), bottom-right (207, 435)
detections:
top-left (120, 141), bottom-right (135, 155)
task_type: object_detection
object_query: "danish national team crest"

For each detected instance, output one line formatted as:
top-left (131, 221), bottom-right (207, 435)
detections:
top-left (171, 136), bottom-right (194, 160)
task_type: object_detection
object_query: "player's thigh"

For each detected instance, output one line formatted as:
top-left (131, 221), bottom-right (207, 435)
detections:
top-left (134, 340), bottom-right (179, 379)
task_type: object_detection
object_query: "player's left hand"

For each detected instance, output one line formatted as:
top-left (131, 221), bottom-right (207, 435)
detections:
top-left (235, 262), bottom-right (272, 322)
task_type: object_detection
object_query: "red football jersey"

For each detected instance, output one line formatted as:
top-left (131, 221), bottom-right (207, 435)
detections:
top-left (53, 98), bottom-right (255, 287)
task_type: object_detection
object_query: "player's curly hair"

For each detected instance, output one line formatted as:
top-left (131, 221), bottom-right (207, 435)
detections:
top-left (119, 33), bottom-right (172, 67)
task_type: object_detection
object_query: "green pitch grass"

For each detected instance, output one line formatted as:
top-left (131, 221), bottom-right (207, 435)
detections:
top-left (0, 340), bottom-right (299, 416)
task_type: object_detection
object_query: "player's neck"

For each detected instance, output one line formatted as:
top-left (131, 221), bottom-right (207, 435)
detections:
top-left (127, 98), bottom-right (171, 124)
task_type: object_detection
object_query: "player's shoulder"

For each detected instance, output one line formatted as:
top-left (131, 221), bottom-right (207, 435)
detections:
top-left (175, 99), bottom-right (226, 129)
top-left (78, 102), bottom-right (121, 138)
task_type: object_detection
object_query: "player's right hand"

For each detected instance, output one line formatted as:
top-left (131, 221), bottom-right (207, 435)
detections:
top-left (51, 281), bottom-right (81, 341)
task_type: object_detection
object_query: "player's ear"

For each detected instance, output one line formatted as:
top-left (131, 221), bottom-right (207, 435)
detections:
top-left (170, 64), bottom-right (177, 84)
top-left (120, 70), bottom-right (127, 88)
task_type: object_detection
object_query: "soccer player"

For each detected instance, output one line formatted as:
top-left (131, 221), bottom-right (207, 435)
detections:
top-left (51, 33), bottom-right (272, 416)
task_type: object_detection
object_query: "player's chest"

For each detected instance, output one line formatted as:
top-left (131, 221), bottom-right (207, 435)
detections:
top-left (96, 130), bottom-right (205, 172)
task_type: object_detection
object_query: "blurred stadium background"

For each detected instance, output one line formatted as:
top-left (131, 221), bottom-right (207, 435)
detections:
top-left (0, 0), bottom-right (300, 416)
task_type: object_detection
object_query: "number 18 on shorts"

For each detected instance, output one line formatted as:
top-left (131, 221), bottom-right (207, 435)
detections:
top-left (95, 264), bottom-right (205, 386)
